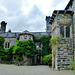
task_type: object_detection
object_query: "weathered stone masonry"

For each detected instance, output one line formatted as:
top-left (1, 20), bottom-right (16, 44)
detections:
top-left (50, 10), bottom-right (74, 70)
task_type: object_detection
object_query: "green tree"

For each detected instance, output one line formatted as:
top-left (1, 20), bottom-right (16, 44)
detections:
top-left (0, 35), bottom-right (5, 57)
top-left (42, 54), bottom-right (52, 66)
top-left (0, 46), bottom-right (14, 61)
top-left (13, 40), bottom-right (36, 61)
top-left (0, 35), bottom-right (4, 49)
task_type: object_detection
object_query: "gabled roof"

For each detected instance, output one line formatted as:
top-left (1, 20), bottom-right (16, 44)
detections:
top-left (65, 0), bottom-right (73, 10)
top-left (50, 10), bottom-right (73, 24)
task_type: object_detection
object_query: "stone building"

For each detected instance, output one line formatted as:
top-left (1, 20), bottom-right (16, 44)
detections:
top-left (0, 21), bottom-right (50, 65)
top-left (0, 21), bottom-right (50, 50)
top-left (65, 0), bottom-right (75, 62)
top-left (50, 10), bottom-right (74, 70)
top-left (50, 0), bottom-right (75, 70)
top-left (19, 30), bottom-right (34, 41)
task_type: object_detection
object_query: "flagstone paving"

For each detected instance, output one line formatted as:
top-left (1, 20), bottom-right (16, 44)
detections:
top-left (0, 64), bottom-right (74, 75)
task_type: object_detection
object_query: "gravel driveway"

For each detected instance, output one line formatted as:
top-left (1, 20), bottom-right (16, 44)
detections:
top-left (0, 64), bottom-right (74, 75)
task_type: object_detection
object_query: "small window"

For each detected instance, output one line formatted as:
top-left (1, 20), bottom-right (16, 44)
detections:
top-left (60, 27), bottom-right (64, 37)
top-left (5, 42), bottom-right (10, 48)
top-left (24, 35), bottom-right (27, 39)
top-left (60, 26), bottom-right (70, 38)
top-left (66, 26), bottom-right (70, 37)
top-left (29, 36), bottom-right (31, 40)
top-left (36, 42), bottom-right (41, 48)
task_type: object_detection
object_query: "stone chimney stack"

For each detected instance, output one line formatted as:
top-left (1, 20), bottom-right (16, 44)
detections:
top-left (45, 16), bottom-right (52, 32)
top-left (1, 21), bottom-right (7, 33)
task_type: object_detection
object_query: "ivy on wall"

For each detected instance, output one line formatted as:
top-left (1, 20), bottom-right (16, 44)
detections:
top-left (34, 35), bottom-right (52, 56)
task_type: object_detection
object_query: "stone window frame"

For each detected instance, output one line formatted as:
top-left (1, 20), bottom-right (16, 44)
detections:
top-left (60, 26), bottom-right (70, 38)
top-left (5, 42), bottom-right (10, 49)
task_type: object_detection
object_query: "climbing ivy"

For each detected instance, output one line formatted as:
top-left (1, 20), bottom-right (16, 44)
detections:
top-left (34, 35), bottom-right (52, 56)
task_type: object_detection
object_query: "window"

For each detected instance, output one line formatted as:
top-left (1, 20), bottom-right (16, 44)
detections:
top-left (24, 35), bottom-right (27, 40)
top-left (29, 36), bottom-right (31, 40)
top-left (36, 42), bottom-right (41, 48)
top-left (66, 26), bottom-right (70, 37)
top-left (60, 27), bottom-right (64, 37)
top-left (60, 26), bottom-right (70, 38)
top-left (5, 42), bottom-right (10, 48)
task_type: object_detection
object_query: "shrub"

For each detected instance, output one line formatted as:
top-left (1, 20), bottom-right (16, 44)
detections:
top-left (0, 46), bottom-right (14, 61)
top-left (69, 62), bottom-right (75, 70)
top-left (42, 54), bottom-right (52, 66)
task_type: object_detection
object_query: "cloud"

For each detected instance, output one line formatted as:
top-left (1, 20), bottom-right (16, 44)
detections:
top-left (0, 0), bottom-right (70, 32)
top-left (11, 5), bottom-right (46, 32)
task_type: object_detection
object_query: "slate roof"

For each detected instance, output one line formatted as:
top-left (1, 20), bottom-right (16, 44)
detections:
top-left (0, 29), bottom-right (51, 38)
top-left (0, 32), bottom-right (20, 38)
top-left (19, 30), bottom-right (34, 36)
top-left (30, 32), bottom-right (50, 37)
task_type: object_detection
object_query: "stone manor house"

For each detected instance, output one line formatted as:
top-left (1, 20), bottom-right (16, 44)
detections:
top-left (0, 17), bottom-right (51, 65)
top-left (1, 0), bottom-right (75, 70)
top-left (49, 0), bottom-right (75, 70)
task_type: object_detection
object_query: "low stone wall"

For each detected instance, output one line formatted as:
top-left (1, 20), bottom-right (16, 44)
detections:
top-left (15, 55), bottom-right (33, 66)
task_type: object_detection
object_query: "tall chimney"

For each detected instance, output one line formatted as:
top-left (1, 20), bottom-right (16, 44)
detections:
top-left (1, 21), bottom-right (7, 33)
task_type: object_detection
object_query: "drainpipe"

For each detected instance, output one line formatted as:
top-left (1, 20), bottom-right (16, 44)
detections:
top-left (72, 12), bottom-right (74, 62)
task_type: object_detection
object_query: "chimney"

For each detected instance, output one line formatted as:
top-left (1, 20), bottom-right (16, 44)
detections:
top-left (1, 21), bottom-right (7, 33)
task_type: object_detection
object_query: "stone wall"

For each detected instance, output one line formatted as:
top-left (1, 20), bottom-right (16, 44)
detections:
top-left (19, 34), bottom-right (33, 41)
top-left (4, 37), bottom-right (17, 49)
top-left (56, 38), bottom-right (73, 70)
top-left (20, 55), bottom-right (33, 65)
top-left (51, 11), bottom-right (73, 70)
top-left (66, 0), bottom-right (75, 61)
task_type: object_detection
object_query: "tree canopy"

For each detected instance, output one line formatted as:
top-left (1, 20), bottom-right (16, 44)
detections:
top-left (13, 40), bottom-right (36, 61)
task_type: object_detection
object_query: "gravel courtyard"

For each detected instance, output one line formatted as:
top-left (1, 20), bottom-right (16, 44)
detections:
top-left (0, 64), bottom-right (74, 75)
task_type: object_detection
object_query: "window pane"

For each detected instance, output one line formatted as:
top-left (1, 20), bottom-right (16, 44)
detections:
top-left (24, 35), bottom-right (27, 39)
top-left (29, 36), bottom-right (31, 39)
top-left (66, 26), bottom-right (70, 37)
top-left (8, 42), bottom-right (10, 48)
top-left (5, 43), bottom-right (7, 48)
top-left (60, 27), bottom-right (64, 37)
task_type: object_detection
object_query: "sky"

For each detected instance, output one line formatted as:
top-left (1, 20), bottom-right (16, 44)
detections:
top-left (0, 0), bottom-right (70, 32)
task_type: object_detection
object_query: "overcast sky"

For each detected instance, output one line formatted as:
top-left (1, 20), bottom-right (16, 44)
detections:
top-left (0, 0), bottom-right (70, 32)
